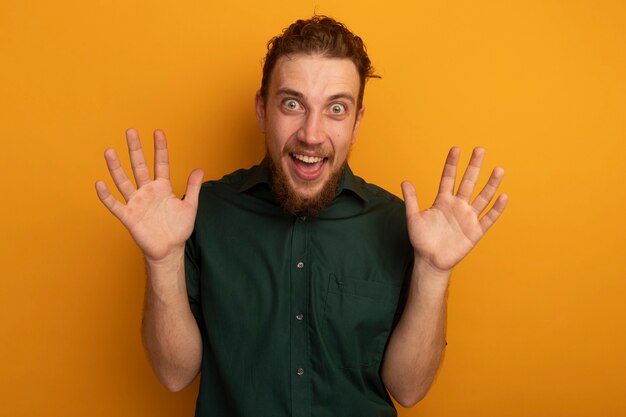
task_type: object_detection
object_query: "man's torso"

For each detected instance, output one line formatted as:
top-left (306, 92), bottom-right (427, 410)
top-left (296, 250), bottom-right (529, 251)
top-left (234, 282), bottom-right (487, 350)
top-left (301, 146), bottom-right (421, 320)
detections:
top-left (185, 164), bottom-right (413, 417)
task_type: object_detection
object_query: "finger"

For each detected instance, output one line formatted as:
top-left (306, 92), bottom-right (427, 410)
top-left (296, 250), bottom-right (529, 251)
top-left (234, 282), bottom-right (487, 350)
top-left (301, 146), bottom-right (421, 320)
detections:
top-left (126, 128), bottom-right (152, 188)
top-left (438, 147), bottom-right (461, 196)
top-left (104, 148), bottom-right (136, 202)
top-left (401, 180), bottom-right (420, 217)
top-left (472, 167), bottom-right (505, 214)
top-left (153, 129), bottom-right (170, 180)
top-left (479, 193), bottom-right (508, 233)
top-left (95, 180), bottom-right (127, 221)
top-left (456, 147), bottom-right (485, 201)
top-left (182, 169), bottom-right (205, 209)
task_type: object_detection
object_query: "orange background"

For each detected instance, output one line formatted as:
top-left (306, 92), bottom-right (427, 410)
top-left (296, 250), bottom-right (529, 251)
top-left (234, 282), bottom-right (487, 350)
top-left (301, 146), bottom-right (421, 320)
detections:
top-left (1, 1), bottom-right (625, 416)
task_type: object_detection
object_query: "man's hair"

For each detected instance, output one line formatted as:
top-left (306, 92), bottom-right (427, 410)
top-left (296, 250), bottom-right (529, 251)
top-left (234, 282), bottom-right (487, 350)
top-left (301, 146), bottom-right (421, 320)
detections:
top-left (260, 15), bottom-right (379, 110)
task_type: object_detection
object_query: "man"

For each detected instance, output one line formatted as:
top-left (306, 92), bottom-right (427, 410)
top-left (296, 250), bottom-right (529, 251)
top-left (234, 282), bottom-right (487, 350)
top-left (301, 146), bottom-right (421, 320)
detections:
top-left (95, 16), bottom-right (507, 417)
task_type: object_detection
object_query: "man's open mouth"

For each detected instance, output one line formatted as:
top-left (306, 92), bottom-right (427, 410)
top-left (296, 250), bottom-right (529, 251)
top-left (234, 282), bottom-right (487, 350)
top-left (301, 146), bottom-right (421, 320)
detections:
top-left (290, 153), bottom-right (328, 179)
top-left (291, 153), bottom-right (326, 164)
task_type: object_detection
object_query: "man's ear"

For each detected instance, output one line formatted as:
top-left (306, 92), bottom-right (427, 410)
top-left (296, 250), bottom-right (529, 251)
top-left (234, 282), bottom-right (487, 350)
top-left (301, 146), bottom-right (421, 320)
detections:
top-left (351, 106), bottom-right (366, 144)
top-left (255, 91), bottom-right (266, 133)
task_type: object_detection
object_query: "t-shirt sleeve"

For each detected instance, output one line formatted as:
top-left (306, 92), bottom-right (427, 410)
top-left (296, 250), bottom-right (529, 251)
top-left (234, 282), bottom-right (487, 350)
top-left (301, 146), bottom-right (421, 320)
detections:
top-left (390, 200), bottom-right (415, 330)
top-left (185, 230), bottom-right (204, 329)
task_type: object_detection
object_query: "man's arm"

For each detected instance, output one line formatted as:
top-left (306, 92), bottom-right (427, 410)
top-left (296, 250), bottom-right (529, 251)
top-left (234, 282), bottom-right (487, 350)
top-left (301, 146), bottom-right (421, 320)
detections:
top-left (381, 260), bottom-right (449, 407)
top-left (142, 249), bottom-right (202, 391)
top-left (95, 128), bottom-right (204, 391)
top-left (382, 147), bottom-right (508, 407)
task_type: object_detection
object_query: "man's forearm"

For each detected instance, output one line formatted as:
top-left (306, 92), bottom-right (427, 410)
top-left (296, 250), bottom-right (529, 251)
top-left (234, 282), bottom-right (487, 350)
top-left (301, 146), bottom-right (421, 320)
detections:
top-left (141, 249), bottom-right (202, 392)
top-left (381, 259), bottom-right (449, 407)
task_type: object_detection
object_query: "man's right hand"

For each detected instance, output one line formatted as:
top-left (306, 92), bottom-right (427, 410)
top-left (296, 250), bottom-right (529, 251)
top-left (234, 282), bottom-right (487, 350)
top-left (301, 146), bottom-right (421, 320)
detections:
top-left (95, 128), bottom-right (204, 264)
top-left (96, 128), bottom-right (204, 391)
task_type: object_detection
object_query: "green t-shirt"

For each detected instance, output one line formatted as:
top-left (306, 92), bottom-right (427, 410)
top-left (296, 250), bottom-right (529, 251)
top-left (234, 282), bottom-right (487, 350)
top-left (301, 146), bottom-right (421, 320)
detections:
top-left (185, 162), bottom-right (413, 417)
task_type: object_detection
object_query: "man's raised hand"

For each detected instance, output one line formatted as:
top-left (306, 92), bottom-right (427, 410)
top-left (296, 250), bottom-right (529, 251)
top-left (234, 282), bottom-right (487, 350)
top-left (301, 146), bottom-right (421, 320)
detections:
top-left (95, 129), bottom-right (204, 263)
top-left (401, 147), bottom-right (508, 275)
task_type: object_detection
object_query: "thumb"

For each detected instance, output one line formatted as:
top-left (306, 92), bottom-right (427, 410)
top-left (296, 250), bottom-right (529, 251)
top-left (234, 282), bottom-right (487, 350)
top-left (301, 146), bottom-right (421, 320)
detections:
top-left (182, 168), bottom-right (205, 208)
top-left (401, 180), bottom-right (420, 217)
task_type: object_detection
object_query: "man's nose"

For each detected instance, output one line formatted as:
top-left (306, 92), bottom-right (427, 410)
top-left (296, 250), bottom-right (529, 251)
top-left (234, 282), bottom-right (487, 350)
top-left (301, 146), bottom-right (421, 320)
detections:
top-left (296, 112), bottom-right (323, 144)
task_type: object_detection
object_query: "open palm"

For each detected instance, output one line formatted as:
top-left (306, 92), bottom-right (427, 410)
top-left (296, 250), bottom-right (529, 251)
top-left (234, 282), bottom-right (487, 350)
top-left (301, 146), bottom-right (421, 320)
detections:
top-left (95, 129), bottom-right (204, 262)
top-left (402, 147), bottom-right (508, 273)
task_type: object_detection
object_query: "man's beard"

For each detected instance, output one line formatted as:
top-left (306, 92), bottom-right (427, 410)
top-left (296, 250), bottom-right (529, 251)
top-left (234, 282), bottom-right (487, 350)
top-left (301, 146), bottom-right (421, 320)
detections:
top-left (266, 151), bottom-right (345, 216)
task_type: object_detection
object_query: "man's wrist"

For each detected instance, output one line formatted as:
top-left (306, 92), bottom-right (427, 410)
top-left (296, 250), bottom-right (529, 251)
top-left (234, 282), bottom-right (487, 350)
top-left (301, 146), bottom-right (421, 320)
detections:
top-left (144, 247), bottom-right (187, 296)
top-left (412, 257), bottom-right (452, 300)
top-left (145, 246), bottom-right (185, 273)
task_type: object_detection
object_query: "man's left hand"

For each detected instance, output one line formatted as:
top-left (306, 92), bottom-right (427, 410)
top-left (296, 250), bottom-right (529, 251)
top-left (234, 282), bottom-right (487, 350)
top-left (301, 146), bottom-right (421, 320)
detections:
top-left (401, 147), bottom-right (508, 276)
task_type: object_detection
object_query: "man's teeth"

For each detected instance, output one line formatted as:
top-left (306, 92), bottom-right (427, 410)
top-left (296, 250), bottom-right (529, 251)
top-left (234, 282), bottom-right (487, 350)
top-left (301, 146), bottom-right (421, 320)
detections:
top-left (293, 154), bottom-right (324, 164)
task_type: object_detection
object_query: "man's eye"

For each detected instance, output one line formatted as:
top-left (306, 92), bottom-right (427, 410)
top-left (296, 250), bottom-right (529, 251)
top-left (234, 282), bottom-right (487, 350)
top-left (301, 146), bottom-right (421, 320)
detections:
top-left (330, 103), bottom-right (346, 114)
top-left (284, 99), bottom-right (301, 110)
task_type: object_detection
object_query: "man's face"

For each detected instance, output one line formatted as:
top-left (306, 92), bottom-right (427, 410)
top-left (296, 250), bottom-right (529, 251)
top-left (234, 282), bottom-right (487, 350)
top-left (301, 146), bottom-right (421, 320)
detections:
top-left (255, 54), bottom-right (365, 214)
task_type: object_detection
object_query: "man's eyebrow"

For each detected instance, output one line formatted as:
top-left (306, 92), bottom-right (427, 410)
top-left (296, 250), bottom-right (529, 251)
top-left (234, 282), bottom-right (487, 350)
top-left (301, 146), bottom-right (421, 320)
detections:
top-left (328, 93), bottom-right (355, 104)
top-left (276, 88), bottom-right (304, 99)
top-left (276, 88), bottom-right (356, 104)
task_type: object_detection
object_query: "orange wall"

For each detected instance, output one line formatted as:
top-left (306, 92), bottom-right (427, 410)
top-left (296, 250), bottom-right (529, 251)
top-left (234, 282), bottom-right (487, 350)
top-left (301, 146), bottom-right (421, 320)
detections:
top-left (2, 1), bottom-right (625, 416)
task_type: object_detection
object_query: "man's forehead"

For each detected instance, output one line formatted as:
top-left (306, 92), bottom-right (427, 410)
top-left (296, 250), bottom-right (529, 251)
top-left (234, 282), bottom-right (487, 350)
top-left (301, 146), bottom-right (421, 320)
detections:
top-left (269, 54), bottom-right (360, 98)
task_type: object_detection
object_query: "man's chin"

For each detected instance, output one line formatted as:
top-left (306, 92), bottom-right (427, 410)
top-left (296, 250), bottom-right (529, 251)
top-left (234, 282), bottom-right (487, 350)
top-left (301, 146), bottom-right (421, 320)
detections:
top-left (288, 180), bottom-right (326, 200)
top-left (267, 156), bottom-right (343, 216)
